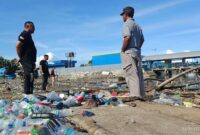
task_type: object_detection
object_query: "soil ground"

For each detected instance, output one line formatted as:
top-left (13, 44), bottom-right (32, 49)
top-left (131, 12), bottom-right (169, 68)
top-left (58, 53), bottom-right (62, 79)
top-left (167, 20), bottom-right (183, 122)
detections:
top-left (72, 101), bottom-right (200, 135)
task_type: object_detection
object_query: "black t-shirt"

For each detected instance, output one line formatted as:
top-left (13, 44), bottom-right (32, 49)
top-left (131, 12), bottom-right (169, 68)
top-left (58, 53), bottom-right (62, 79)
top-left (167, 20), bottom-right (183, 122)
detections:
top-left (40, 60), bottom-right (49, 75)
top-left (18, 31), bottom-right (37, 62)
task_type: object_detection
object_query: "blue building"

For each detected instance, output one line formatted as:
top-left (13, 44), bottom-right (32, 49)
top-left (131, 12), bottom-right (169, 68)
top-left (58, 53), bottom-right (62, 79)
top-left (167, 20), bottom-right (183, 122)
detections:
top-left (92, 53), bottom-right (121, 66)
top-left (92, 51), bottom-right (200, 70)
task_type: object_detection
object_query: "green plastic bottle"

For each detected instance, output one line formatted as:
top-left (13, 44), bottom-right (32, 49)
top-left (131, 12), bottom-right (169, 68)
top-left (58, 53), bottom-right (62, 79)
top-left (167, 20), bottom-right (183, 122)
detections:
top-left (30, 127), bottom-right (39, 135)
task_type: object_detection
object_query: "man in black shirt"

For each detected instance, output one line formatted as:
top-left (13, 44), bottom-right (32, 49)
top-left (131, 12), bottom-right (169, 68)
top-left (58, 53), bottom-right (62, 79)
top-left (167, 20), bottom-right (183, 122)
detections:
top-left (40, 54), bottom-right (49, 91)
top-left (16, 21), bottom-right (37, 94)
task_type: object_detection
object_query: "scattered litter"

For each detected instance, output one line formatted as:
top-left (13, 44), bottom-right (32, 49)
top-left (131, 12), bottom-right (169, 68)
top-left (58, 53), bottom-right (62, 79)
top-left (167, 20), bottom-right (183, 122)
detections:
top-left (81, 111), bottom-right (95, 117)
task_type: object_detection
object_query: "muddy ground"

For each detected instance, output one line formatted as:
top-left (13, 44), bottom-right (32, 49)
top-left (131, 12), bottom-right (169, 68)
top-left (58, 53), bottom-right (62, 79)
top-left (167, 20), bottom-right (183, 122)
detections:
top-left (72, 102), bottom-right (200, 135)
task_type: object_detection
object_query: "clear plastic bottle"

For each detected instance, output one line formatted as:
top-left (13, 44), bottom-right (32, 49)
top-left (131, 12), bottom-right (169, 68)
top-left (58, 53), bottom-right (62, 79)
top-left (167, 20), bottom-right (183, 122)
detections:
top-left (61, 109), bottom-right (73, 116)
top-left (65, 128), bottom-right (88, 135)
top-left (2, 123), bottom-right (14, 135)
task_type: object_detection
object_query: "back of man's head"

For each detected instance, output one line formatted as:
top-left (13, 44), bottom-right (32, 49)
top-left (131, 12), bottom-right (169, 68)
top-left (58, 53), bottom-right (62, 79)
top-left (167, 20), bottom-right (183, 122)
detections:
top-left (44, 54), bottom-right (49, 58)
top-left (24, 21), bottom-right (34, 28)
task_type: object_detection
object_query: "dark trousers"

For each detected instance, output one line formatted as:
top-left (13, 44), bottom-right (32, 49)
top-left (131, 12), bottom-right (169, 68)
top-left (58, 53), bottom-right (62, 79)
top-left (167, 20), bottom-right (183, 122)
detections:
top-left (21, 61), bottom-right (35, 94)
top-left (42, 74), bottom-right (48, 90)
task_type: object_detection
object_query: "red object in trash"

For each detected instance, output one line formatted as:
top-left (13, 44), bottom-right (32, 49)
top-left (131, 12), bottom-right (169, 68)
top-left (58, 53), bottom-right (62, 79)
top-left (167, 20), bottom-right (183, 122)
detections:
top-left (36, 102), bottom-right (51, 106)
top-left (111, 92), bottom-right (117, 97)
top-left (7, 106), bottom-right (12, 111)
top-left (75, 96), bottom-right (84, 102)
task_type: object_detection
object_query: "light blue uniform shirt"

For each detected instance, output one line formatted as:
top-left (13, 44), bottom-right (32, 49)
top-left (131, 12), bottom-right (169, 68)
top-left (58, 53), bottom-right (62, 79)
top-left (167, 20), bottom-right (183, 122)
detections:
top-left (123, 18), bottom-right (144, 57)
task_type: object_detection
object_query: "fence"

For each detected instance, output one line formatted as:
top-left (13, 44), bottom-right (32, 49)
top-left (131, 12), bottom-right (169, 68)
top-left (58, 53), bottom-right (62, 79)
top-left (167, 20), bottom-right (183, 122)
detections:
top-left (54, 64), bottom-right (122, 75)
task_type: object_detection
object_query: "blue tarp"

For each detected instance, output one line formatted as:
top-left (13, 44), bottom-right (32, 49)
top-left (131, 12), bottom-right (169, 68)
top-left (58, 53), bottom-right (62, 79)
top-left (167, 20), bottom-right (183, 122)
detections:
top-left (0, 67), bottom-right (16, 79)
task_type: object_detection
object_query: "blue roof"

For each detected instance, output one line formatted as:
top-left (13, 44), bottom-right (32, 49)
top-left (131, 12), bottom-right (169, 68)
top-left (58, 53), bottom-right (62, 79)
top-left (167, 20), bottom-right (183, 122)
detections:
top-left (92, 53), bottom-right (121, 66)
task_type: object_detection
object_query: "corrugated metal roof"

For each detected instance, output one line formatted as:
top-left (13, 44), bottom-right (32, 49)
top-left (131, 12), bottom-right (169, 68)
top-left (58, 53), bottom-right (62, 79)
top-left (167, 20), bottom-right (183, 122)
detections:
top-left (142, 51), bottom-right (200, 61)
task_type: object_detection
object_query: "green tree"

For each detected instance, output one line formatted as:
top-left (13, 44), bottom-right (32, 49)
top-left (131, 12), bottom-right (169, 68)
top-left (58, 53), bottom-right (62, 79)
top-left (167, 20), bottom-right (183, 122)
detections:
top-left (88, 60), bottom-right (92, 65)
top-left (0, 57), bottom-right (20, 74)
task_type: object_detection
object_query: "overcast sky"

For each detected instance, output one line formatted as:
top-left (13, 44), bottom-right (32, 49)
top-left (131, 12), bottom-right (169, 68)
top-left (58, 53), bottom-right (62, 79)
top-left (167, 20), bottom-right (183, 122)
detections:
top-left (0, 0), bottom-right (199, 65)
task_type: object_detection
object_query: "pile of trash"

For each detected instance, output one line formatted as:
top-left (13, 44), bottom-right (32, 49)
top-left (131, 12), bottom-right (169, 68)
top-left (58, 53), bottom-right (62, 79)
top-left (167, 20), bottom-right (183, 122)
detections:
top-left (0, 91), bottom-right (88, 135)
top-left (153, 91), bottom-right (200, 108)
top-left (0, 90), bottom-right (125, 135)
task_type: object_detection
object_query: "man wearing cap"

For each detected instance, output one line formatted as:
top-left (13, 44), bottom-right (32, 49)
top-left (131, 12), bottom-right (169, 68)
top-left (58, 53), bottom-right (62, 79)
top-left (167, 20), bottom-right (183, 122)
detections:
top-left (120, 6), bottom-right (145, 97)
top-left (16, 21), bottom-right (37, 94)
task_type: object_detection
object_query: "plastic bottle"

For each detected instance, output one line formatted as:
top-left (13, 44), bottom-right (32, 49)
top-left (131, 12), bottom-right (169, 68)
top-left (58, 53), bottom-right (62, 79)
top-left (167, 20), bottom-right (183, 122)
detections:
top-left (65, 128), bottom-right (88, 135)
top-left (61, 109), bottom-right (73, 116)
top-left (30, 126), bottom-right (40, 135)
top-left (3, 123), bottom-right (14, 135)
top-left (17, 126), bottom-right (32, 135)
top-left (0, 100), bottom-right (6, 108)
top-left (56, 125), bottom-right (68, 135)
top-left (75, 92), bottom-right (85, 102)
top-left (52, 109), bottom-right (73, 117)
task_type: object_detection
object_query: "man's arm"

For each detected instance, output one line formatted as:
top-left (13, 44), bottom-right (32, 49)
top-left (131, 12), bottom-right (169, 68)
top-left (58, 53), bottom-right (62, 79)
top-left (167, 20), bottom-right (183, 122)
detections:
top-left (40, 61), bottom-right (44, 74)
top-left (40, 65), bottom-right (44, 74)
top-left (122, 23), bottom-right (131, 53)
top-left (140, 30), bottom-right (144, 48)
top-left (16, 41), bottom-right (23, 63)
top-left (121, 36), bottom-right (131, 52)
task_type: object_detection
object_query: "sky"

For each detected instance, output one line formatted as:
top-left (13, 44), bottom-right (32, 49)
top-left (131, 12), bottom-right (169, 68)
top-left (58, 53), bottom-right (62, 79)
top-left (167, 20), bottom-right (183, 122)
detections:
top-left (0, 0), bottom-right (199, 65)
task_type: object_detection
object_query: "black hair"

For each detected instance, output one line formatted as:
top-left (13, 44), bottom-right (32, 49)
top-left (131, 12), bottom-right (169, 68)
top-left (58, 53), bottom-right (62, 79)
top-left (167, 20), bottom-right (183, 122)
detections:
top-left (125, 6), bottom-right (134, 17)
top-left (44, 54), bottom-right (49, 57)
top-left (24, 21), bottom-right (34, 27)
top-left (127, 12), bottom-right (134, 18)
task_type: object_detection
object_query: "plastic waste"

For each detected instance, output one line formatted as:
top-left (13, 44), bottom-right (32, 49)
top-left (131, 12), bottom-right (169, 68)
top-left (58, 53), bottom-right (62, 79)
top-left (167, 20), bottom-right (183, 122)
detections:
top-left (2, 122), bottom-right (14, 135)
top-left (30, 126), bottom-right (40, 135)
top-left (20, 101), bottom-right (30, 109)
top-left (183, 102), bottom-right (194, 108)
top-left (109, 83), bottom-right (118, 88)
top-left (106, 97), bottom-right (123, 106)
top-left (75, 92), bottom-right (85, 102)
top-left (37, 127), bottom-right (51, 135)
top-left (34, 95), bottom-right (47, 101)
top-left (81, 111), bottom-right (95, 117)
top-left (47, 91), bottom-right (62, 101)
top-left (153, 98), bottom-right (175, 105)
top-left (63, 96), bottom-right (81, 107)
top-left (0, 100), bottom-right (7, 108)
top-left (51, 109), bottom-right (73, 117)
top-left (51, 102), bottom-right (64, 110)
top-left (153, 93), bottom-right (183, 105)
top-left (22, 94), bottom-right (40, 103)
top-left (12, 102), bottom-right (24, 116)
top-left (97, 93), bottom-right (104, 98)
top-left (32, 104), bottom-right (51, 113)
top-left (17, 126), bottom-right (32, 135)
top-left (65, 128), bottom-right (88, 135)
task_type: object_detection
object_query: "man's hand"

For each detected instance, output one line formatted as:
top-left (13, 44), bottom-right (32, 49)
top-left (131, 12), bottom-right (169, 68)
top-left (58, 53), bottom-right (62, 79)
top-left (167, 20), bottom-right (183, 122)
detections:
top-left (122, 36), bottom-right (130, 53)
top-left (15, 59), bottom-right (20, 64)
top-left (16, 41), bottom-right (23, 59)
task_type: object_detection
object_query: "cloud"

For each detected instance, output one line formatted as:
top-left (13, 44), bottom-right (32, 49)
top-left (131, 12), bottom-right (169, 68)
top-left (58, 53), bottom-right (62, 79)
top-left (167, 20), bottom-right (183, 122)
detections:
top-left (35, 41), bottom-right (49, 49)
top-left (166, 49), bottom-right (174, 54)
top-left (67, 0), bottom-right (191, 42)
top-left (184, 50), bottom-right (191, 52)
top-left (136, 0), bottom-right (189, 17)
top-left (164, 28), bottom-right (200, 36)
top-left (143, 14), bottom-right (200, 33)
top-left (78, 0), bottom-right (190, 31)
